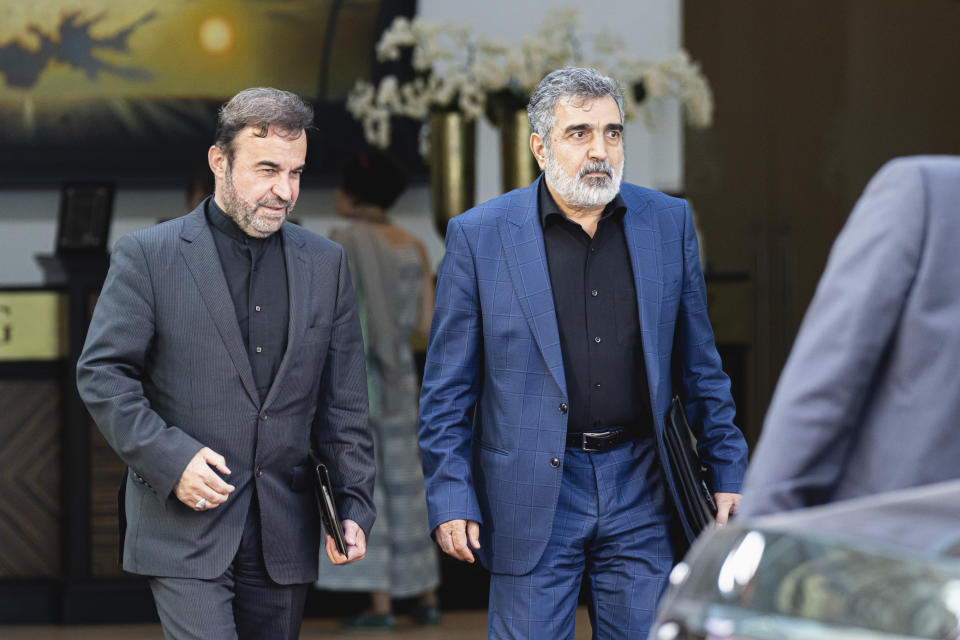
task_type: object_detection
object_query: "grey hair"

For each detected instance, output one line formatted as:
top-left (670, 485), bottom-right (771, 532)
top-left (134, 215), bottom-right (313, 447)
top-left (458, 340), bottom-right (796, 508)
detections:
top-left (526, 67), bottom-right (624, 147)
top-left (214, 87), bottom-right (314, 161)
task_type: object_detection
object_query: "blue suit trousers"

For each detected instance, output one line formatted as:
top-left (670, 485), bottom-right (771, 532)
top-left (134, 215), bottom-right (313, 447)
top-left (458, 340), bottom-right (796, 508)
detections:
top-left (488, 436), bottom-right (674, 639)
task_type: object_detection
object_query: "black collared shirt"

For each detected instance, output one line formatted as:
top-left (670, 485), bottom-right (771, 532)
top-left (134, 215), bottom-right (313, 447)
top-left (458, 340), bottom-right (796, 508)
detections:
top-left (538, 179), bottom-right (653, 435)
top-left (206, 198), bottom-right (289, 403)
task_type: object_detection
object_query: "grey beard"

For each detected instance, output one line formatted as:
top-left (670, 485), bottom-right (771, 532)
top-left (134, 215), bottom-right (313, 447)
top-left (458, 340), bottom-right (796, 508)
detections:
top-left (544, 155), bottom-right (623, 208)
top-left (221, 168), bottom-right (292, 237)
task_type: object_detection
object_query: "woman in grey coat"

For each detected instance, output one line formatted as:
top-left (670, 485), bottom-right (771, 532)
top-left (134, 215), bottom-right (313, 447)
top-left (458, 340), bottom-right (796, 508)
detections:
top-left (315, 149), bottom-right (440, 629)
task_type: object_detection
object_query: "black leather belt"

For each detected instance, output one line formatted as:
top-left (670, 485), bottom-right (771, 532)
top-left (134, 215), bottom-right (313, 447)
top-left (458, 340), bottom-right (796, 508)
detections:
top-left (565, 429), bottom-right (632, 452)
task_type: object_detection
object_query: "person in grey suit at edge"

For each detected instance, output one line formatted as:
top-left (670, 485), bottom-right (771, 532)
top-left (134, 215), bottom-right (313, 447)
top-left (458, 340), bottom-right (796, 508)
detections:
top-left (740, 156), bottom-right (960, 517)
top-left (76, 87), bottom-right (376, 639)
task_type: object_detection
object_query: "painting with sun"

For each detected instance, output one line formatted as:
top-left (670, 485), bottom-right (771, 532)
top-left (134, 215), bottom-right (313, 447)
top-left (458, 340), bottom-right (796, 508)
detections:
top-left (0, 0), bottom-right (411, 184)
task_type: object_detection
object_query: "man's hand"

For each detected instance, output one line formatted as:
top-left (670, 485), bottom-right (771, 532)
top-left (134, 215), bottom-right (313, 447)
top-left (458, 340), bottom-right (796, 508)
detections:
top-left (174, 447), bottom-right (235, 511)
top-left (714, 492), bottom-right (741, 526)
top-left (434, 519), bottom-right (481, 563)
top-left (326, 519), bottom-right (366, 565)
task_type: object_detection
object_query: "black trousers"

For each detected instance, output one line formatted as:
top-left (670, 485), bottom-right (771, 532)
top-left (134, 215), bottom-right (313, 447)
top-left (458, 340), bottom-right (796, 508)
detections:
top-left (149, 495), bottom-right (310, 640)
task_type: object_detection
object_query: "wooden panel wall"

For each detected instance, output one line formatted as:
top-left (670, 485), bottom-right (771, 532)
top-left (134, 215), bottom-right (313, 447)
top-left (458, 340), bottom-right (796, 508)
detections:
top-left (684, 0), bottom-right (960, 445)
top-left (0, 381), bottom-right (61, 577)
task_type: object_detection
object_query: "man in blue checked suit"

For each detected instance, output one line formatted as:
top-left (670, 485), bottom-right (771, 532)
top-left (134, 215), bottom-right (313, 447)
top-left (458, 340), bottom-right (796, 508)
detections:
top-left (418, 68), bottom-right (749, 639)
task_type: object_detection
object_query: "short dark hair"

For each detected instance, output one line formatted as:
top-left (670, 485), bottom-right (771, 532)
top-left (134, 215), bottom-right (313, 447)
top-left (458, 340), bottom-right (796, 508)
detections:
top-left (214, 87), bottom-right (314, 161)
top-left (339, 148), bottom-right (408, 210)
top-left (527, 67), bottom-right (624, 147)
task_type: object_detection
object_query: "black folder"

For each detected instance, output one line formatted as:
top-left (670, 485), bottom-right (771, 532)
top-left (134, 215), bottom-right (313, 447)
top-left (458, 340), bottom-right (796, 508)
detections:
top-left (659, 396), bottom-right (717, 545)
top-left (312, 459), bottom-right (348, 558)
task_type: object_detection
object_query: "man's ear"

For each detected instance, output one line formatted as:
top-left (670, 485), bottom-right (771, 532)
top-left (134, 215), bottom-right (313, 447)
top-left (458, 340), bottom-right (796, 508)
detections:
top-left (530, 133), bottom-right (547, 171)
top-left (208, 145), bottom-right (227, 179)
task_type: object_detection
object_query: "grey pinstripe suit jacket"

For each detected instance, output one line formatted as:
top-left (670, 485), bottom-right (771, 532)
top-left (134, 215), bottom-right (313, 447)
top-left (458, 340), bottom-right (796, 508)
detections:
top-left (742, 156), bottom-right (960, 516)
top-left (77, 202), bottom-right (375, 584)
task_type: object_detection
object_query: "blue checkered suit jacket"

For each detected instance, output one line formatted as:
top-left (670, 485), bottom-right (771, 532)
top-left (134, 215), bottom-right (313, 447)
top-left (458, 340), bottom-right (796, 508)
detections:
top-left (418, 177), bottom-right (748, 576)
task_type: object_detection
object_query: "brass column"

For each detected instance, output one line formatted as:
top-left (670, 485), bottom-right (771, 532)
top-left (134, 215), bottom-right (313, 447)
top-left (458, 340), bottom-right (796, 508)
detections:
top-left (429, 112), bottom-right (476, 237)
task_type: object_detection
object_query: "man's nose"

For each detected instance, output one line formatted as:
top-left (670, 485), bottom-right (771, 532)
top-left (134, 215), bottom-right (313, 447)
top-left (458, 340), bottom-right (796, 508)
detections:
top-left (272, 178), bottom-right (293, 201)
top-left (587, 135), bottom-right (607, 160)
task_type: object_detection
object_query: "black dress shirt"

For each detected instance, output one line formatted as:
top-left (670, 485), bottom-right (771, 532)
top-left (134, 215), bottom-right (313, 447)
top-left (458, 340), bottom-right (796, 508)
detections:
top-left (539, 180), bottom-right (653, 435)
top-left (206, 199), bottom-right (289, 403)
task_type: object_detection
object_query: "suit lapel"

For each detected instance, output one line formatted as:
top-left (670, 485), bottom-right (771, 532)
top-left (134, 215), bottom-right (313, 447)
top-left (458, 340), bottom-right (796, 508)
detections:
top-left (496, 178), bottom-right (567, 395)
top-left (261, 224), bottom-right (307, 410)
top-left (179, 208), bottom-right (259, 406)
top-left (622, 191), bottom-right (663, 416)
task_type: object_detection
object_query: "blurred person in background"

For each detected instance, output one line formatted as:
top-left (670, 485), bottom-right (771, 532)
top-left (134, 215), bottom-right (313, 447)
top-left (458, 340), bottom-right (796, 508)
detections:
top-left (315, 148), bottom-right (440, 630)
top-left (741, 156), bottom-right (960, 516)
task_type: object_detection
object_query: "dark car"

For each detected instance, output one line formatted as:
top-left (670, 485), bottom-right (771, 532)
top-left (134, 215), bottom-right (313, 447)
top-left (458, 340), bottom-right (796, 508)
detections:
top-left (651, 480), bottom-right (960, 640)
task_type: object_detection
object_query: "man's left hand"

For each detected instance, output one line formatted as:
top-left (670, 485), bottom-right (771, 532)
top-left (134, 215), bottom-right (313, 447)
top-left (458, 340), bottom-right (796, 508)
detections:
top-left (714, 492), bottom-right (741, 526)
top-left (325, 519), bottom-right (365, 565)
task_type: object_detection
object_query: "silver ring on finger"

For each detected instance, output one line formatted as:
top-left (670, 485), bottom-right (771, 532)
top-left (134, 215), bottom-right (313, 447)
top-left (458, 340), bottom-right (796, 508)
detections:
top-left (195, 498), bottom-right (207, 510)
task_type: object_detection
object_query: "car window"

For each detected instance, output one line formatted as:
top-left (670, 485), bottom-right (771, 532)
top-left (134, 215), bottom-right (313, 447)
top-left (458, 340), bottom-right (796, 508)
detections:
top-left (658, 527), bottom-right (960, 639)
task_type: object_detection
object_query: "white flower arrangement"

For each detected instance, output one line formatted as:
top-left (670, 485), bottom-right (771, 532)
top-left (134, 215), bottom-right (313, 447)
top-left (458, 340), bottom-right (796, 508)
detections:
top-left (613, 50), bottom-right (715, 129)
top-left (347, 10), bottom-right (715, 152)
top-left (347, 16), bottom-right (486, 151)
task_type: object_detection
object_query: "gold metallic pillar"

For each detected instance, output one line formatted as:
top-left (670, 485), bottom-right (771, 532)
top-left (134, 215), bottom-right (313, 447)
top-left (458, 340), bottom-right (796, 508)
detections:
top-left (428, 112), bottom-right (476, 238)
top-left (498, 108), bottom-right (541, 193)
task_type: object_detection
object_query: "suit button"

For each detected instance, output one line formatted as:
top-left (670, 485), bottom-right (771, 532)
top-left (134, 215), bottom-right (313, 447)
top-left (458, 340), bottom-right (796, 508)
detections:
top-left (550, 458), bottom-right (560, 468)
top-left (259, 412), bottom-right (268, 421)
top-left (559, 402), bottom-right (568, 414)
top-left (256, 466), bottom-right (263, 478)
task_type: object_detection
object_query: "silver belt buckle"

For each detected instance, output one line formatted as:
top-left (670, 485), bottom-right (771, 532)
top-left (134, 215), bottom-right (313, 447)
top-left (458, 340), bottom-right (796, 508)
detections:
top-left (581, 431), bottom-right (608, 452)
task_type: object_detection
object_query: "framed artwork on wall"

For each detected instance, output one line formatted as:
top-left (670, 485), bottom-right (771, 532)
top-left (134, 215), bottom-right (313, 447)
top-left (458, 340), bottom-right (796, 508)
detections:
top-left (0, 0), bottom-right (418, 186)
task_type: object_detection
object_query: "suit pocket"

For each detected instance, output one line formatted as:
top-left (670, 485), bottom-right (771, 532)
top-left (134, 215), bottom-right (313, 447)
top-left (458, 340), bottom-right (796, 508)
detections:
top-left (303, 324), bottom-right (331, 345)
top-left (476, 440), bottom-right (510, 456)
top-left (288, 464), bottom-right (311, 492)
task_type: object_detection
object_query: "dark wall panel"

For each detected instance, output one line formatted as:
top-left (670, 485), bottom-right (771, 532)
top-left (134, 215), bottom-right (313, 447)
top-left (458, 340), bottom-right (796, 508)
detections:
top-left (684, 0), bottom-right (960, 444)
top-left (0, 381), bottom-right (61, 577)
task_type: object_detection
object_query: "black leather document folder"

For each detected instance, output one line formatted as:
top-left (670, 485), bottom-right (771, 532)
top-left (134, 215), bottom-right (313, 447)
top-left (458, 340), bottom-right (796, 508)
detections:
top-left (313, 460), bottom-right (348, 557)
top-left (659, 396), bottom-right (718, 544)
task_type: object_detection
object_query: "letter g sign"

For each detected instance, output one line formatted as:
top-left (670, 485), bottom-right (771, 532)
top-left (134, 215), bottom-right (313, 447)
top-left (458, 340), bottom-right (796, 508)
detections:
top-left (0, 304), bottom-right (11, 344)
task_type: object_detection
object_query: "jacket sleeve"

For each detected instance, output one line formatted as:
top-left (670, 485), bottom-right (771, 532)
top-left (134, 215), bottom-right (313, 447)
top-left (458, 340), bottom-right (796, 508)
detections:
top-left (740, 159), bottom-right (926, 516)
top-left (76, 234), bottom-right (204, 507)
top-left (674, 202), bottom-right (749, 494)
top-left (311, 245), bottom-right (376, 537)
top-left (417, 217), bottom-right (484, 532)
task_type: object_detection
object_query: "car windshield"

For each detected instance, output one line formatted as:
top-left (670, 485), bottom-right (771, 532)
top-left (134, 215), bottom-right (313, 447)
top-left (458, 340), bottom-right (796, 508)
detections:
top-left (662, 526), bottom-right (960, 640)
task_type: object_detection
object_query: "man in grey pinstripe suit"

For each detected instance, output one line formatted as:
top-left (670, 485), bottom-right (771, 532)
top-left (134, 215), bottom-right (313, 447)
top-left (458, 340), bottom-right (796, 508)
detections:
top-left (77, 88), bottom-right (376, 639)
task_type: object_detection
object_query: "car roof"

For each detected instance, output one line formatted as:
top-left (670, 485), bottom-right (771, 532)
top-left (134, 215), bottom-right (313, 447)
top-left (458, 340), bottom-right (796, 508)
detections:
top-left (746, 479), bottom-right (960, 559)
